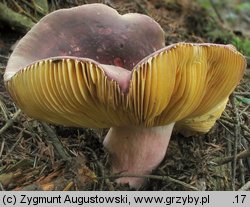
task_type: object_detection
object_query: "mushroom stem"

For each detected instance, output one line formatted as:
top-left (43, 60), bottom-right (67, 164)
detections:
top-left (103, 123), bottom-right (175, 188)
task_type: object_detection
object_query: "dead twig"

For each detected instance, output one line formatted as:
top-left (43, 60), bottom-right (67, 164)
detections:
top-left (220, 118), bottom-right (250, 138)
top-left (0, 2), bottom-right (34, 32)
top-left (0, 98), bottom-right (9, 121)
top-left (98, 174), bottom-right (198, 191)
top-left (218, 120), bottom-right (234, 136)
top-left (238, 159), bottom-right (245, 185)
top-left (231, 95), bottom-right (242, 190)
top-left (0, 130), bottom-right (24, 162)
top-left (10, 0), bottom-right (39, 23)
top-left (214, 149), bottom-right (250, 165)
top-left (239, 105), bottom-right (249, 116)
top-left (0, 138), bottom-right (5, 158)
top-left (241, 137), bottom-right (250, 171)
top-left (41, 122), bottom-right (71, 160)
top-left (0, 182), bottom-right (5, 191)
top-left (0, 54), bottom-right (9, 60)
top-left (20, 0), bottom-right (47, 16)
top-left (63, 181), bottom-right (74, 191)
top-left (0, 109), bottom-right (21, 137)
top-left (234, 91), bottom-right (250, 96)
top-left (238, 181), bottom-right (250, 191)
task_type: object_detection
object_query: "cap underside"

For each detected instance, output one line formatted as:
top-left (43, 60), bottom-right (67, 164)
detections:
top-left (176, 98), bottom-right (228, 133)
top-left (6, 43), bottom-right (246, 129)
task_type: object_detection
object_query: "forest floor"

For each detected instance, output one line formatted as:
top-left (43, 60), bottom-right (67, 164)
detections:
top-left (0, 0), bottom-right (249, 191)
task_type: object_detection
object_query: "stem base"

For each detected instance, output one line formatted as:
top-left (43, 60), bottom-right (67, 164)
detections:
top-left (103, 124), bottom-right (174, 188)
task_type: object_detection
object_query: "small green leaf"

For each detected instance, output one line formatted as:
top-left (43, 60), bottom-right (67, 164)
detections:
top-left (237, 97), bottom-right (250, 105)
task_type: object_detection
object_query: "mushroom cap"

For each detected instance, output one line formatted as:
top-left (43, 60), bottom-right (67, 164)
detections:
top-left (4, 4), bottom-right (246, 131)
top-left (4, 3), bottom-right (165, 81)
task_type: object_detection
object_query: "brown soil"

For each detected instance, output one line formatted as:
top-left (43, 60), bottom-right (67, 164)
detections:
top-left (0, 0), bottom-right (249, 191)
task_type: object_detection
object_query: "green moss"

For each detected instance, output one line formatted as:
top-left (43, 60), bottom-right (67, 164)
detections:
top-left (235, 2), bottom-right (250, 13)
top-left (231, 37), bottom-right (250, 57)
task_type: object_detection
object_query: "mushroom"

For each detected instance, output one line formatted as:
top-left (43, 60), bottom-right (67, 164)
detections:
top-left (4, 4), bottom-right (246, 188)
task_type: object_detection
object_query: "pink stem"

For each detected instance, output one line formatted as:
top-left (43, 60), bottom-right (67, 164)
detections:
top-left (103, 123), bottom-right (175, 188)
